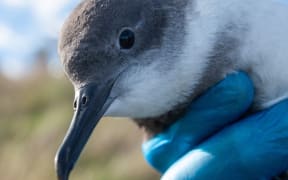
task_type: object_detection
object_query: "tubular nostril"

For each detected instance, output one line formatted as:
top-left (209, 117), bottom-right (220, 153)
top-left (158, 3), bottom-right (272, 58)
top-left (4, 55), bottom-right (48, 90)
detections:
top-left (82, 96), bottom-right (88, 105)
top-left (73, 100), bottom-right (77, 110)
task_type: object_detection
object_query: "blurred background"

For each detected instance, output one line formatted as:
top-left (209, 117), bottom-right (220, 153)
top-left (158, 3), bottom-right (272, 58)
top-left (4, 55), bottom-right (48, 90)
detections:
top-left (0, 0), bottom-right (159, 179)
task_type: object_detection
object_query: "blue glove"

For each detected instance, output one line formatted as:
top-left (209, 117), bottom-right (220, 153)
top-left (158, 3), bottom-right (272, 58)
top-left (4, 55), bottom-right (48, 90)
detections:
top-left (142, 72), bottom-right (288, 179)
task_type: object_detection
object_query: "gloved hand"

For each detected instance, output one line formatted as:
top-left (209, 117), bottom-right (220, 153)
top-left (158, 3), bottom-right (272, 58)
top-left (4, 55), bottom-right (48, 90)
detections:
top-left (142, 72), bottom-right (288, 180)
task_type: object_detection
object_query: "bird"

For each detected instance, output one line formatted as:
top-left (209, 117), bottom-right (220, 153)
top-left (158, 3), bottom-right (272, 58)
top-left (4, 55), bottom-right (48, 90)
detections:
top-left (55, 0), bottom-right (288, 179)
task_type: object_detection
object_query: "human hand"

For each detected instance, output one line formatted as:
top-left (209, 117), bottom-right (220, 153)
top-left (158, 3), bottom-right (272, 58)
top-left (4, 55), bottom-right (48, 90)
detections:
top-left (142, 72), bottom-right (288, 179)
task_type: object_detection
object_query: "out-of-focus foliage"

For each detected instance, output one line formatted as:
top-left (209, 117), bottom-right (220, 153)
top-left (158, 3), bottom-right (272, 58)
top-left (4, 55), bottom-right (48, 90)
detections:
top-left (0, 68), bottom-right (159, 180)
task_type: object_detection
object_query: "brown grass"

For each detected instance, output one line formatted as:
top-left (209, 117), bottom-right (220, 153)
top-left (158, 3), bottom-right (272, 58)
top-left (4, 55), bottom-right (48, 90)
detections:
top-left (0, 73), bottom-right (160, 180)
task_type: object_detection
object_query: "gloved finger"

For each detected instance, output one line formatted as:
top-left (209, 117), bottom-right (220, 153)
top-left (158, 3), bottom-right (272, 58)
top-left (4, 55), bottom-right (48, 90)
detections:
top-left (143, 72), bottom-right (254, 173)
top-left (162, 99), bottom-right (288, 180)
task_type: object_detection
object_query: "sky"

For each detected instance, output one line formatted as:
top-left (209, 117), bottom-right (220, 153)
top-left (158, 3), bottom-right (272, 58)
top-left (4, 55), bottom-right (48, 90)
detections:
top-left (0, 0), bottom-right (80, 79)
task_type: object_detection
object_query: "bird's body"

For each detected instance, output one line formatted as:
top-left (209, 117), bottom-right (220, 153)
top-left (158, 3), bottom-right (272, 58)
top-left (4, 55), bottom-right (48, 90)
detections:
top-left (56, 0), bottom-right (288, 179)
top-left (179, 0), bottom-right (288, 110)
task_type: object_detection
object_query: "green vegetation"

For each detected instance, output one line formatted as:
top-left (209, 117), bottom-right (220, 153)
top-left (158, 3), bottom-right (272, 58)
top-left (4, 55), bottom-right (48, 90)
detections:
top-left (0, 73), bottom-right (159, 180)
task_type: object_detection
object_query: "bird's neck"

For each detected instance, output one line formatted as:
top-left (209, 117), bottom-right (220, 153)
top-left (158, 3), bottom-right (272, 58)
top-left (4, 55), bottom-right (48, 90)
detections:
top-left (133, 60), bottom-right (233, 137)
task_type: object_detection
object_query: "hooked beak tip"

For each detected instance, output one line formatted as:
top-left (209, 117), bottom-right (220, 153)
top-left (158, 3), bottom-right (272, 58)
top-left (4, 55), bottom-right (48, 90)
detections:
top-left (55, 149), bottom-right (71, 180)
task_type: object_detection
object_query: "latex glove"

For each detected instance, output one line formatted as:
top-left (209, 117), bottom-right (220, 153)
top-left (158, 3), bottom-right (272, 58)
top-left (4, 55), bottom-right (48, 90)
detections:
top-left (142, 72), bottom-right (288, 179)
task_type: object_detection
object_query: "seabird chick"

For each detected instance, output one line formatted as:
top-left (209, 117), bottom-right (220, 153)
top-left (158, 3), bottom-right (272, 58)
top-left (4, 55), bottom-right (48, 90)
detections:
top-left (55, 0), bottom-right (288, 179)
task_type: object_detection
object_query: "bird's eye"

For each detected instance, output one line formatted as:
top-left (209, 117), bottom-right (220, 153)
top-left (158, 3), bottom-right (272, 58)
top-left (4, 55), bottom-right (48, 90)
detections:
top-left (119, 29), bottom-right (135, 49)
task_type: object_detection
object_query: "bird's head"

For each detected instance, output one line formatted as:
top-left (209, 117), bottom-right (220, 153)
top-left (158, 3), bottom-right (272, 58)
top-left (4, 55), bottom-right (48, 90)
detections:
top-left (55, 0), bottom-right (210, 179)
top-left (59, 0), bottom-right (191, 119)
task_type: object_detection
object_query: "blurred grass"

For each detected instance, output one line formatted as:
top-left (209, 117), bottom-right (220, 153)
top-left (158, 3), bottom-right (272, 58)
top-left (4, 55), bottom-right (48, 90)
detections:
top-left (0, 73), bottom-right (159, 180)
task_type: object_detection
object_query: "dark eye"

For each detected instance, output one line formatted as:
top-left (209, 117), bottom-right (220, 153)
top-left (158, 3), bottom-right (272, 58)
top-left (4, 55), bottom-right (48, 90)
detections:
top-left (119, 29), bottom-right (135, 49)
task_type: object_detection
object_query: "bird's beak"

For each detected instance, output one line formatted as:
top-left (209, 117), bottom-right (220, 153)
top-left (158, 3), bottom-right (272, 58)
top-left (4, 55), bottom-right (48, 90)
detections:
top-left (55, 82), bottom-right (115, 180)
